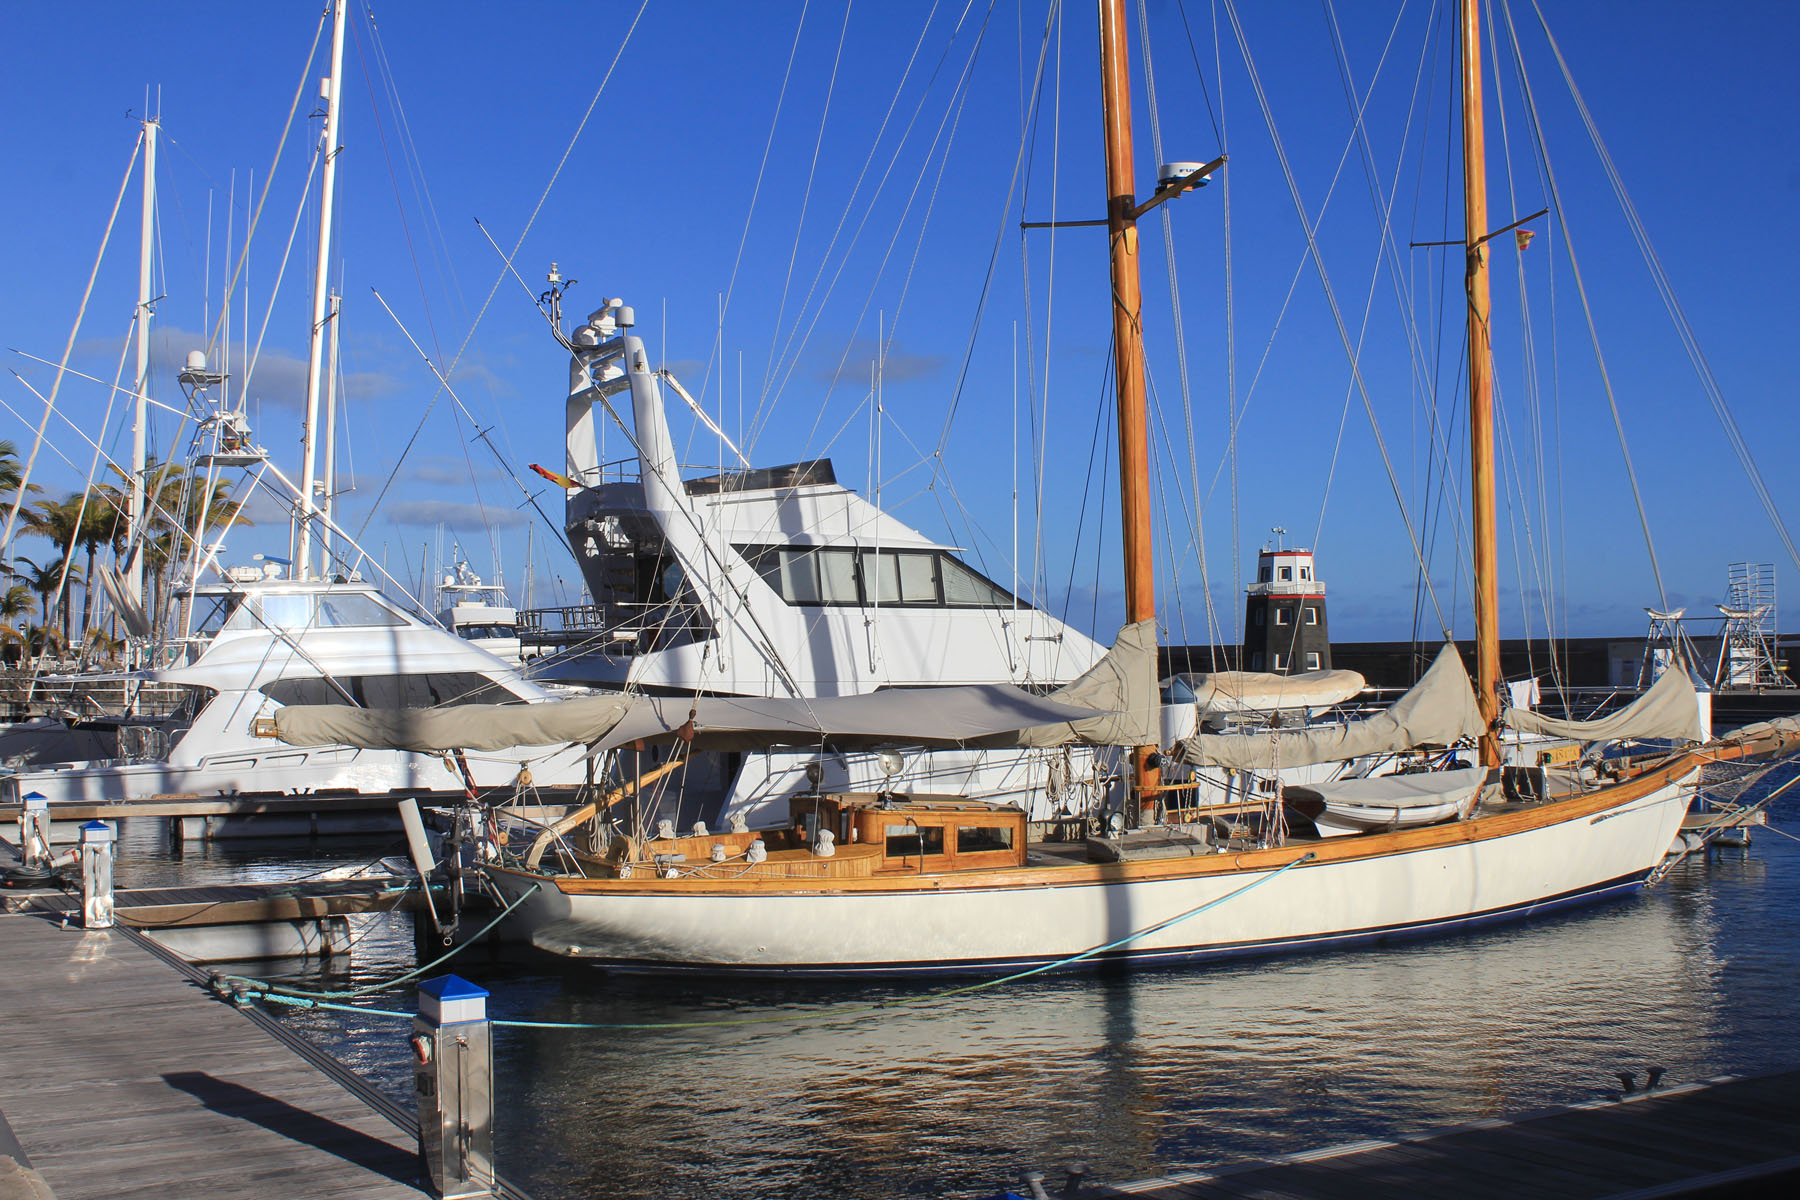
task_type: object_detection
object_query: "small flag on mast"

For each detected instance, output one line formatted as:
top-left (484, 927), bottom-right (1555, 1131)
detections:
top-left (530, 463), bottom-right (580, 489)
top-left (1515, 227), bottom-right (1536, 252)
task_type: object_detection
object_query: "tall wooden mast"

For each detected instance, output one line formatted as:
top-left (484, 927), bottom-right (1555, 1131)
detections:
top-left (1460, 0), bottom-right (1502, 768)
top-left (1097, 0), bottom-right (1160, 814)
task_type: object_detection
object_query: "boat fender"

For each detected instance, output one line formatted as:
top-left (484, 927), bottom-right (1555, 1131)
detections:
top-left (814, 829), bottom-right (836, 858)
top-left (747, 838), bottom-right (767, 864)
top-left (710, 843), bottom-right (728, 863)
top-left (655, 818), bottom-right (676, 840)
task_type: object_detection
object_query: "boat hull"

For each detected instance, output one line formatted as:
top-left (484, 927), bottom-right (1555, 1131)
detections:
top-left (485, 767), bottom-right (1696, 977)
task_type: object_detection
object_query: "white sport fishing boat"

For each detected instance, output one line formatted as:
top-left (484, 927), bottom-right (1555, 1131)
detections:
top-left (0, 575), bottom-right (592, 810)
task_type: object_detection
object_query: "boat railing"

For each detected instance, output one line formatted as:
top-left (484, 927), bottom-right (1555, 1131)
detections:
top-left (517, 598), bottom-right (711, 654)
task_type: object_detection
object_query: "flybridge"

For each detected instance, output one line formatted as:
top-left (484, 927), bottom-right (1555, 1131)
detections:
top-left (533, 291), bottom-right (1102, 698)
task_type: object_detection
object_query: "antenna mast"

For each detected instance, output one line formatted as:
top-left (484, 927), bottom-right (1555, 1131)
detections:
top-left (296, 0), bottom-right (348, 579)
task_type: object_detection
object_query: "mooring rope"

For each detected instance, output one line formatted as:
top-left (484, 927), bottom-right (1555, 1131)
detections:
top-left (227, 853), bottom-right (1317, 1032)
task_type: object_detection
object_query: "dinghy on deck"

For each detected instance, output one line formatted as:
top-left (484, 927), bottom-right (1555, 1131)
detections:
top-left (1283, 767), bottom-right (1486, 836)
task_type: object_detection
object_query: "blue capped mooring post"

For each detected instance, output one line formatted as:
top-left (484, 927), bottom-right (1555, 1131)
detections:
top-left (79, 820), bottom-right (115, 929)
top-left (18, 792), bottom-right (50, 867)
top-left (412, 975), bottom-right (495, 1199)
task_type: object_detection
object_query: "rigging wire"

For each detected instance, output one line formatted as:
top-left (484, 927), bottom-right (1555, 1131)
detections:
top-left (1492, 0), bottom-right (1667, 609)
top-left (1220, 0), bottom-right (1452, 638)
top-left (1522, 0), bottom-right (1799, 578)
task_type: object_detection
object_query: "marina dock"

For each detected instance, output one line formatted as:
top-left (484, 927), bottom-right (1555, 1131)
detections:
top-left (0, 909), bottom-right (432, 1198)
top-left (1080, 1068), bottom-right (1800, 1199)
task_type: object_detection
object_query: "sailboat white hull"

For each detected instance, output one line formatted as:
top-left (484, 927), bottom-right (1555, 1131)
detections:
top-left (487, 769), bottom-right (1695, 976)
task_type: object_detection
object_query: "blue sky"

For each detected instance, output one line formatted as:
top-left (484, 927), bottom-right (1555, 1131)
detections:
top-left (3, 1), bottom-right (1796, 646)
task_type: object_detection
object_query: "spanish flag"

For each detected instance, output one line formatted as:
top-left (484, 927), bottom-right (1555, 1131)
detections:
top-left (530, 463), bottom-right (580, 489)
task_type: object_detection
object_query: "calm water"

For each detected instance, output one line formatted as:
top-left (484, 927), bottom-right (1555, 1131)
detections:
top-left (129, 768), bottom-right (1800, 1199)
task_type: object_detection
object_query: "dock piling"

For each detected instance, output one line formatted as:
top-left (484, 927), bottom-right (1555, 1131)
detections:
top-left (78, 820), bottom-right (115, 929)
top-left (413, 974), bottom-right (495, 1199)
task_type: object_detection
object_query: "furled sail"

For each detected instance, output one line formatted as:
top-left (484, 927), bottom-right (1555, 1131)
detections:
top-left (1503, 667), bottom-right (1702, 743)
top-left (1172, 643), bottom-right (1484, 770)
top-left (1166, 668), bottom-right (1367, 713)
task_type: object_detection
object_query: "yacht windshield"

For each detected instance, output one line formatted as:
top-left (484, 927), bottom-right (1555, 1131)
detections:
top-left (221, 591), bottom-right (408, 632)
top-left (189, 595), bottom-right (244, 637)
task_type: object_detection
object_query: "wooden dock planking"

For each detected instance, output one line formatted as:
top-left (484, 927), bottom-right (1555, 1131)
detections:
top-left (1093, 1069), bottom-right (1800, 1199)
top-left (0, 912), bottom-right (427, 1199)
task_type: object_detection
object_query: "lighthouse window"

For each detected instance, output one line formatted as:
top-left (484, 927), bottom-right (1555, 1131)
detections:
top-left (1273, 653), bottom-right (1287, 670)
top-left (1305, 607), bottom-right (1318, 625)
top-left (1275, 608), bottom-right (1290, 626)
top-left (1299, 566), bottom-right (1311, 581)
top-left (1306, 652), bottom-right (1321, 670)
top-left (1254, 609), bottom-right (1264, 626)
top-left (1277, 566), bottom-right (1292, 582)
top-left (1251, 653), bottom-right (1264, 670)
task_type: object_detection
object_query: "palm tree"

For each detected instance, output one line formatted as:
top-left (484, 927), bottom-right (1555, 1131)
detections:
top-left (0, 438), bottom-right (40, 502)
top-left (12, 554), bottom-right (78, 635)
top-left (0, 582), bottom-right (30, 648)
top-left (115, 459), bottom-right (252, 630)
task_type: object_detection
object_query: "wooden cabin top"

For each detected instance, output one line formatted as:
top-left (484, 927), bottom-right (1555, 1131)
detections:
top-left (581, 792), bottom-right (1029, 880)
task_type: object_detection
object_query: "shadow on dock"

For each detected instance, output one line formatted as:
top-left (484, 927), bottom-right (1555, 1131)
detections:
top-left (162, 1072), bottom-right (420, 1188)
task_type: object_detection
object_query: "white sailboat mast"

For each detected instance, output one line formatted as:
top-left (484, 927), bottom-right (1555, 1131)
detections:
top-left (296, 0), bottom-right (348, 579)
top-left (128, 114), bottom-right (158, 604)
top-left (321, 290), bottom-right (342, 570)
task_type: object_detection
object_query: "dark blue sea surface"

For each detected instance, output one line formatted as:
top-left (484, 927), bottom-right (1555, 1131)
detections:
top-left (163, 768), bottom-right (1800, 1199)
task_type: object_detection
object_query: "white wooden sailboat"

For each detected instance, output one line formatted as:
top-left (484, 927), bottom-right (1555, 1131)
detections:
top-left (269, 0), bottom-right (1798, 976)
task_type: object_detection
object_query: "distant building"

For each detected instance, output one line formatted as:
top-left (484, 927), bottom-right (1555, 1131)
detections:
top-left (1243, 547), bottom-right (1330, 675)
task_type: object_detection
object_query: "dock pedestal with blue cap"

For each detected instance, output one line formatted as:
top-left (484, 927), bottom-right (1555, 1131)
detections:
top-left (412, 975), bottom-right (494, 1199)
top-left (17, 793), bottom-right (50, 868)
top-left (79, 821), bottom-right (114, 929)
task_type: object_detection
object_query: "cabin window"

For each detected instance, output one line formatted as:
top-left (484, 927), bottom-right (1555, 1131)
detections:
top-left (1305, 652), bottom-right (1321, 670)
top-left (1277, 566), bottom-right (1292, 582)
top-left (1275, 608), bottom-right (1290, 626)
top-left (261, 672), bottom-right (523, 709)
top-left (864, 550), bottom-right (940, 605)
top-left (885, 824), bottom-right (945, 857)
top-left (737, 544), bottom-right (1016, 609)
top-left (1305, 607), bottom-right (1318, 625)
top-left (957, 826), bottom-right (1013, 854)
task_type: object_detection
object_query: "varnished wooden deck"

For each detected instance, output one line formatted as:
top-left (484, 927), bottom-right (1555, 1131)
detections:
top-left (0, 912), bottom-right (428, 1199)
top-left (1087, 1069), bottom-right (1800, 1199)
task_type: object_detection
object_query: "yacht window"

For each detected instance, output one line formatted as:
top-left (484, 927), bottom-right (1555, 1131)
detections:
top-left (956, 826), bottom-right (1013, 853)
top-left (315, 593), bottom-right (407, 627)
top-left (258, 594), bottom-right (317, 629)
top-left (864, 550), bottom-right (939, 605)
top-left (940, 557), bottom-right (1012, 607)
top-left (885, 825), bottom-right (944, 857)
top-left (818, 549), bottom-right (859, 604)
top-left (456, 625), bottom-right (513, 640)
top-left (775, 550), bottom-right (820, 604)
top-left (262, 673), bottom-right (522, 708)
top-left (189, 595), bottom-right (243, 636)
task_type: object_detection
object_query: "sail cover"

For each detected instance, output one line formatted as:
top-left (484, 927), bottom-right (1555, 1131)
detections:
top-left (274, 694), bottom-right (635, 752)
top-left (997, 619), bottom-right (1161, 748)
top-left (273, 685), bottom-right (1112, 753)
top-left (1172, 643), bottom-right (1484, 770)
top-left (1167, 668), bottom-right (1366, 713)
top-left (1503, 667), bottom-right (1702, 743)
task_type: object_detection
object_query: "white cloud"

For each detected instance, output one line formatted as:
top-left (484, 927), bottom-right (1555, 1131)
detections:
top-left (71, 325), bottom-right (401, 411)
top-left (388, 499), bottom-right (527, 530)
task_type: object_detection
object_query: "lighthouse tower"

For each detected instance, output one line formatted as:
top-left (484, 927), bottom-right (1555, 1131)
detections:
top-left (1243, 546), bottom-right (1331, 675)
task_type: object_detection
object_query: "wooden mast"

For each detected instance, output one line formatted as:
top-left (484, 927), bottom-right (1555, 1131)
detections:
top-left (1097, 0), bottom-right (1160, 816)
top-left (1460, 0), bottom-right (1502, 768)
